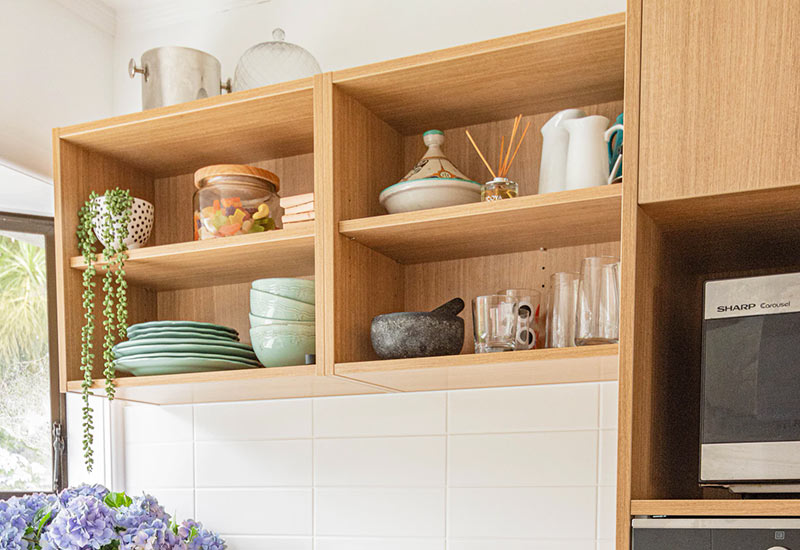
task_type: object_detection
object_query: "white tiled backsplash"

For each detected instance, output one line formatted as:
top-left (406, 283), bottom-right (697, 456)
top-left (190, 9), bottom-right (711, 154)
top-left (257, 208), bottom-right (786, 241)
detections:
top-left (122, 382), bottom-right (618, 550)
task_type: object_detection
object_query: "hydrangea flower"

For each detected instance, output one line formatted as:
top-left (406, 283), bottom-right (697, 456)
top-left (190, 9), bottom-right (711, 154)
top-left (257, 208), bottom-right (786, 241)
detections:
top-left (121, 518), bottom-right (185, 550)
top-left (11, 493), bottom-right (58, 523)
top-left (178, 520), bottom-right (224, 550)
top-left (115, 494), bottom-right (170, 530)
top-left (0, 500), bottom-right (31, 550)
top-left (57, 484), bottom-right (110, 507)
top-left (42, 495), bottom-right (117, 550)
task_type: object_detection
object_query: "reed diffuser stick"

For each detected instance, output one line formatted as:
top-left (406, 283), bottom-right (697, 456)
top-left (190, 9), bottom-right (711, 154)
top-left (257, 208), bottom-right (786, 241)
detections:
top-left (505, 120), bottom-right (532, 176)
top-left (465, 130), bottom-right (496, 179)
top-left (502, 115), bottom-right (521, 176)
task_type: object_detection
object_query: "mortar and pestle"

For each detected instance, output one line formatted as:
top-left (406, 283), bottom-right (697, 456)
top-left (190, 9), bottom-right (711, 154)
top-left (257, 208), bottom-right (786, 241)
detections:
top-left (370, 298), bottom-right (465, 359)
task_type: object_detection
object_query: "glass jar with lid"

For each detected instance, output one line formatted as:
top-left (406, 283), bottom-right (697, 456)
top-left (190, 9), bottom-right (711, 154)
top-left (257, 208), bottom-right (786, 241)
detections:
top-left (193, 164), bottom-right (281, 240)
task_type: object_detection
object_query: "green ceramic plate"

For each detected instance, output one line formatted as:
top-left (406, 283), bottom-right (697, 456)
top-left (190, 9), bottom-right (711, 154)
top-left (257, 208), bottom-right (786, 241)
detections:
top-left (115, 354), bottom-right (260, 376)
top-left (128, 321), bottom-right (238, 335)
top-left (127, 329), bottom-right (239, 342)
top-left (113, 339), bottom-right (255, 360)
top-left (117, 351), bottom-right (259, 366)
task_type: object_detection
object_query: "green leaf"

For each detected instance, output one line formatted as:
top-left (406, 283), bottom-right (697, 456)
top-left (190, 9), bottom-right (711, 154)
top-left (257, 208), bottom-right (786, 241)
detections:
top-left (104, 490), bottom-right (133, 509)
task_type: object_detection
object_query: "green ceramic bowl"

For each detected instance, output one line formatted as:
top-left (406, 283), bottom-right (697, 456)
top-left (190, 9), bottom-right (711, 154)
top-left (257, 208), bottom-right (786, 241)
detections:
top-left (249, 288), bottom-right (316, 322)
top-left (250, 325), bottom-right (316, 367)
top-left (251, 278), bottom-right (315, 305)
top-left (248, 313), bottom-right (315, 332)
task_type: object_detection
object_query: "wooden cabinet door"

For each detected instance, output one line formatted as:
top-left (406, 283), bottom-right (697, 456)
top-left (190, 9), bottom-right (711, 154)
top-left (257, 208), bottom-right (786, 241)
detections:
top-left (638, 0), bottom-right (800, 203)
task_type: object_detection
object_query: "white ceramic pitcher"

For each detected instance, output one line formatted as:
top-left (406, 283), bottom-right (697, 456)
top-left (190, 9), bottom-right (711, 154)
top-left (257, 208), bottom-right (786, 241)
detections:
top-left (538, 109), bottom-right (586, 194)
top-left (563, 115), bottom-right (611, 190)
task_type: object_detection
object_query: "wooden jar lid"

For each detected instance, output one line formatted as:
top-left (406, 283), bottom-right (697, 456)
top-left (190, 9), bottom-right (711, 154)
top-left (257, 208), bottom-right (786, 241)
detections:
top-left (194, 164), bottom-right (280, 191)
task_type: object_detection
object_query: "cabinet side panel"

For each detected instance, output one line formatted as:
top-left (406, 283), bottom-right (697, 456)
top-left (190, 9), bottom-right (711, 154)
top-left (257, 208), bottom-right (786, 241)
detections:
top-left (639, 0), bottom-right (800, 202)
top-left (330, 85), bottom-right (404, 363)
top-left (54, 139), bottom-right (156, 384)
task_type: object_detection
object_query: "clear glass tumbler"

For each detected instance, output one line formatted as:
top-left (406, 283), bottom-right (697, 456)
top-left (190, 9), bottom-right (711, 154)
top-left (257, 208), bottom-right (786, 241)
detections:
top-left (498, 289), bottom-right (541, 350)
top-left (472, 295), bottom-right (519, 353)
top-left (576, 257), bottom-right (620, 345)
top-left (546, 272), bottom-right (579, 348)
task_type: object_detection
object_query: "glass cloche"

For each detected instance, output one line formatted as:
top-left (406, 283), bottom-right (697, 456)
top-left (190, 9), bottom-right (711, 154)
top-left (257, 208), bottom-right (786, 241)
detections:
top-left (233, 28), bottom-right (321, 92)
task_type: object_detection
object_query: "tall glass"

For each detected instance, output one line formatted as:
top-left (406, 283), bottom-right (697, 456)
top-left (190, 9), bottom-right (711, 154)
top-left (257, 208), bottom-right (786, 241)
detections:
top-left (546, 272), bottom-right (579, 348)
top-left (498, 288), bottom-right (541, 350)
top-left (472, 295), bottom-right (518, 353)
top-left (576, 257), bottom-right (620, 345)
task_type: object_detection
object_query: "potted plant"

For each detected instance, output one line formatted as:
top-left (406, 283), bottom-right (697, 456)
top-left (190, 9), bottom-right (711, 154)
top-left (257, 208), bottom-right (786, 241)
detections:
top-left (76, 189), bottom-right (153, 471)
top-left (0, 483), bottom-right (225, 549)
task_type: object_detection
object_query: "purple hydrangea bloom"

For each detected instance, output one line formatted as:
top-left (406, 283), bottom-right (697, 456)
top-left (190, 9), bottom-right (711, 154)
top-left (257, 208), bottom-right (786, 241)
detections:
top-left (57, 484), bottom-right (110, 507)
top-left (178, 520), bottom-right (225, 550)
top-left (115, 494), bottom-right (170, 530)
top-left (120, 518), bottom-right (185, 550)
top-left (11, 493), bottom-right (58, 523)
top-left (0, 500), bottom-right (31, 550)
top-left (43, 495), bottom-right (117, 550)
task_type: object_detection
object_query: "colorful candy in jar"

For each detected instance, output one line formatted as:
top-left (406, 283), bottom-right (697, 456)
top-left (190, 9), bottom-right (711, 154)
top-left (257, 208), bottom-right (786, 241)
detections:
top-left (193, 165), bottom-right (281, 240)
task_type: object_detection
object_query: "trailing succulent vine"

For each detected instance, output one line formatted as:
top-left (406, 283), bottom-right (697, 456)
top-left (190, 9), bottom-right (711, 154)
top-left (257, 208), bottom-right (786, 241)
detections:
top-left (76, 188), bottom-right (133, 472)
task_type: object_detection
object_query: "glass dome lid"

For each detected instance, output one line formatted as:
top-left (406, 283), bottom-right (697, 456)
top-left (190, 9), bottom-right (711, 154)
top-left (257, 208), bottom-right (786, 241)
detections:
top-left (233, 28), bottom-right (321, 92)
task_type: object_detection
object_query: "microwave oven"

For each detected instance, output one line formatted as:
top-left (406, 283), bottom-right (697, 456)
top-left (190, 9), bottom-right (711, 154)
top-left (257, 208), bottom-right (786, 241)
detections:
top-left (701, 272), bottom-right (800, 492)
top-left (633, 518), bottom-right (800, 550)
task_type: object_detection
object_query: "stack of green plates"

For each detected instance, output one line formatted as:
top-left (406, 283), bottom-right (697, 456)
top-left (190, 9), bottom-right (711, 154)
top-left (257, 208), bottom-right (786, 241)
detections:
top-left (115, 321), bottom-right (260, 376)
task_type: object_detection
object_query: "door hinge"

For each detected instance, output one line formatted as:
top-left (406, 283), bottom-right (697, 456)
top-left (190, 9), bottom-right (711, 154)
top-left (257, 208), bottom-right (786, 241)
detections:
top-left (52, 421), bottom-right (65, 492)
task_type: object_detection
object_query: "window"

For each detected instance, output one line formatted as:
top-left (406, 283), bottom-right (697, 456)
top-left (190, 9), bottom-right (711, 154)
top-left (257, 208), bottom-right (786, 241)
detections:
top-left (0, 211), bottom-right (65, 497)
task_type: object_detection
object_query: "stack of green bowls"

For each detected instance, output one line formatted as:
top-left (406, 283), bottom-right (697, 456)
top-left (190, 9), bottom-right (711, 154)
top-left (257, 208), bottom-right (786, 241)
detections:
top-left (249, 278), bottom-right (315, 367)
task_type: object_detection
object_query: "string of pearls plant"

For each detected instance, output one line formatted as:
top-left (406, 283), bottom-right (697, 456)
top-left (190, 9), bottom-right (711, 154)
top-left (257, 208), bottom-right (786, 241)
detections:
top-left (76, 188), bottom-right (133, 471)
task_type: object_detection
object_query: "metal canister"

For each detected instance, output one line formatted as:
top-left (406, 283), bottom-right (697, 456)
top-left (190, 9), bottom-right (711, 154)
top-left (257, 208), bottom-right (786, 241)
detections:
top-left (129, 46), bottom-right (231, 110)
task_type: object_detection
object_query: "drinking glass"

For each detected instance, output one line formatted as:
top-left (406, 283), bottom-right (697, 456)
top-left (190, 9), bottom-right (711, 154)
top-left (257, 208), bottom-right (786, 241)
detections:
top-left (546, 272), bottom-right (579, 348)
top-left (472, 295), bottom-right (518, 353)
top-left (576, 257), bottom-right (620, 345)
top-left (498, 288), bottom-right (542, 350)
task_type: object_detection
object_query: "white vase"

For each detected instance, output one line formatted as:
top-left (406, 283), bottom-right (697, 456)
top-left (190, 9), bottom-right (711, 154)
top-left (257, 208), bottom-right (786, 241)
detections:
top-left (563, 115), bottom-right (610, 191)
top-left (538, 109), bottom-right (586, 194)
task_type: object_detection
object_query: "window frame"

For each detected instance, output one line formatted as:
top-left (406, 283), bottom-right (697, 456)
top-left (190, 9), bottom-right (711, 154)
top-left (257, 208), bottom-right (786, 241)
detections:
top-left (0, 211), bottom-right (66, 498)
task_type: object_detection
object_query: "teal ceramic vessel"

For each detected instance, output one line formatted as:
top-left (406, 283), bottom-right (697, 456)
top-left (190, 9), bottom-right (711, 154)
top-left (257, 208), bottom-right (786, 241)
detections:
top-left (250, 325), bottom-right (316, 367)
top-left (249, 288), bottom-right (316, 321)
top-left (251, 278), bottom-right (315, 305)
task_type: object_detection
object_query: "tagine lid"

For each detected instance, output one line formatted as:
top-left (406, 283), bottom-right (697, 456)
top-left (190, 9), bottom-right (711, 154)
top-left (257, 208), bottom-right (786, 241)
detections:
top-left (397, 130), bottom-right (477, 185)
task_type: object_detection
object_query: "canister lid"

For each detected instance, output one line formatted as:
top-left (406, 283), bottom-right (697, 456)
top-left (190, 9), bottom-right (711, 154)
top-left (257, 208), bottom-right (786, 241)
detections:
top-left (194, 164), bottom-right (280, 191)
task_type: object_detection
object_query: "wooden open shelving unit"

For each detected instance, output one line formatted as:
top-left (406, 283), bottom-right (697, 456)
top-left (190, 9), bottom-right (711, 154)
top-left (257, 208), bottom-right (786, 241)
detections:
top-left (53, 13), bottom-right (625, 407)
top-left (52, 3), bottom-right (800, 547)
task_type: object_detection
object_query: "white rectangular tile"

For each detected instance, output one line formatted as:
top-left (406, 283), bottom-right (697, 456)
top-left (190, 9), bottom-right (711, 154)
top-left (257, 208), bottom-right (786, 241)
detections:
top-left (194, 399), bottom-right (311, 440)
top-left (124, 442), bottom-right (193, 490)
top-left (314, 392), bottom-right (446, 437)
top-left (315, 436), bottom-right (445, 487)
top-left (448, 384), bottom-right (599, 434)
top-left (195, 440), bottom-right (311, 487)
top-left (449, 431), bottom-right (598, 487)
top-left (134, 489), bottom-right (194, 524)
top-left (315, 538), bottom-right (444, 550)
top-left (598, 541), bottom-right (615, 550)
top-left (599, 429), bottom-right (617, 486)
top-left (196, 489), bottom-right (311, 536)
top-left (597, 486), bottom-right (617, 541)
top-left (600, 382), bottom-right (618, 429)
top-left (315, 488), bottom-right (445, 537)
top-left (221, 536), bottom-right (312, 550)
top-left (448, 487), bottom-right (596, 539)
top-left (449, 540), bottom-right (596, 550)
top-left (124, 404), bottom-right (193, 444)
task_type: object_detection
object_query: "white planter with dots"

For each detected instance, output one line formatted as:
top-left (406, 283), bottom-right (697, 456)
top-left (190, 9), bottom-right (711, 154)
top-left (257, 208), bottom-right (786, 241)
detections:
top-left (92, 196), bottom-right (154, 250)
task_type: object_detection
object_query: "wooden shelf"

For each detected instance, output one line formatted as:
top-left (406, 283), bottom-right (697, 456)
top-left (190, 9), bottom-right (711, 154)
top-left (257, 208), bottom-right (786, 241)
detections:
top-left (339, 186), bottom-right (621, 264)
top-left (69, 222), bottom-right (315, 291)
top-left (332, 13), bottom-right (625, 134)
top-left (58, 78), bottom-right (314, 177)
top-left (335, 344), bottom-right (618, 392)
top-left (631, 499), bottom-right (800, 517)
top-left (67, 365), bottom-right (386, 405)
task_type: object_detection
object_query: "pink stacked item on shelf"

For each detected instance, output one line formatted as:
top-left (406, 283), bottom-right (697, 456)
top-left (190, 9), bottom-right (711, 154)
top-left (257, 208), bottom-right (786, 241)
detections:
top-left (281, 192), bottom-right (314, 225)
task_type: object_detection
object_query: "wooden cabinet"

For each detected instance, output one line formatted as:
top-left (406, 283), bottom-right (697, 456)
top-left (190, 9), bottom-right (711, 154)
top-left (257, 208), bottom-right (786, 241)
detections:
top-left (637, 0), bottom-right (800, 203)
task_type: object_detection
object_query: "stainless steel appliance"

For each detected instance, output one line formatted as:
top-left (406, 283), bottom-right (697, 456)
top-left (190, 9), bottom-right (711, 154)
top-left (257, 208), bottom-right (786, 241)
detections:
top-left (129, 47), bottom-right (231, 110)
top-left (633, 518), bottom-right (800, 550)
top-left (701, 272), bottom-right (800, 492)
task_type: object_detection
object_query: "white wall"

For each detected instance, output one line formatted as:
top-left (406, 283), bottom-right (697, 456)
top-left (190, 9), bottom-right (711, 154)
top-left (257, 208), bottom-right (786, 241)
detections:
top-left (113, 0), bottom-right (625, 114)
top-left (123, 382), bottom-right (618, 550)
top-left (0, 0), bottom-right (114, 181)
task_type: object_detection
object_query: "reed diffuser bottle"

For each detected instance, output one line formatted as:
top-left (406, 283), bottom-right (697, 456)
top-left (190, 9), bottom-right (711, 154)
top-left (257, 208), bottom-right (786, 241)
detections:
top-left (466, 114), bottom-right (530, 201)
